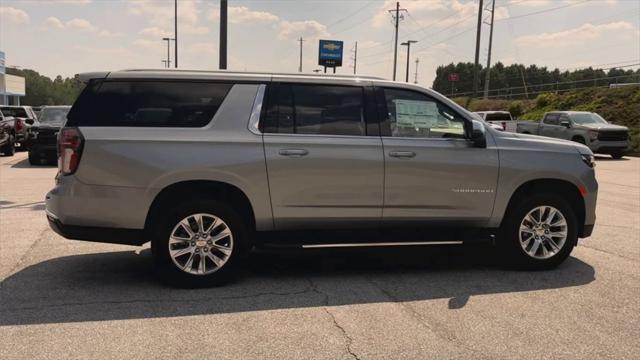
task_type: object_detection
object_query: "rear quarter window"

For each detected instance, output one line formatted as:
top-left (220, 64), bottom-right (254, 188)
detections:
top-left (66, 80), bottom-right (233, 127)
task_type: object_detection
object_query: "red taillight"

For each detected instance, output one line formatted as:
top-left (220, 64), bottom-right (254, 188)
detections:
top-left (15, 119), bottom-right (24, 132)
top-left (58, 127), bottom-right (84, 175)
top-left (501, 122), bottom-right (507, 131)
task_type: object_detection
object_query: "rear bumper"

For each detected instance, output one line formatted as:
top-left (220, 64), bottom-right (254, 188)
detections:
top-left (46, 210), bottom-right (146, 246)
top-left (29, 144), bottom-right (57, 159)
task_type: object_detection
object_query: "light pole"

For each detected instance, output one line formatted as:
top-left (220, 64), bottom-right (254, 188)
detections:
top-left (401, 40), bottom-right (417, 82)
top-left (162, 37), bottom-right (174, 68)
top-left (174, 0), bottom-right (178, 68)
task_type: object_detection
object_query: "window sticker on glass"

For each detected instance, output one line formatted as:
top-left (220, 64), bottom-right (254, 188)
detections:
top-left (393, 99), bottom-right (439, 129)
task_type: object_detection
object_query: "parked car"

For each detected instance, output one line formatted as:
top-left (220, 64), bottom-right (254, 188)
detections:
top-left (0, 106), bottom-right (39, 150)
top-left (0, 112), bottom-right (15, 156)
top-left (475, 111), bottom-right (518, 132)
top-left (46, 70), bottom-right (598, 287)
top-left (28, 106), bottom-right (71, 165)
top-left (517, 111), bottom-right (630, 159)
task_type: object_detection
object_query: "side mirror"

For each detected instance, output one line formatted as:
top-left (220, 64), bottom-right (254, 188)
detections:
top-left (470, 119), bottom-right (487, 148)
top-left (560, 120), bottom-right (571, 128)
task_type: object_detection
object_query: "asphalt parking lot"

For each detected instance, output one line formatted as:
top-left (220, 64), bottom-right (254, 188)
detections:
top-left (1, 152), bottom-right (638, 359)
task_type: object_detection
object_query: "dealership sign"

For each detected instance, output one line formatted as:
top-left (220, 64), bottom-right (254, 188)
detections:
top-left (448, 73), bottom-right (459, 82)
top-left (318, 40), bottom-right (343, 67)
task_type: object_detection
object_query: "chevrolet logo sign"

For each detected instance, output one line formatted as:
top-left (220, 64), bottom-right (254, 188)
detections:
top-left (322, 43), bottom-right (341, 51)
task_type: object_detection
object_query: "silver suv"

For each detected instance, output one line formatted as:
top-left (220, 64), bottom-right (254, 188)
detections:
top-left (46, 70), bottom-right (598, 286)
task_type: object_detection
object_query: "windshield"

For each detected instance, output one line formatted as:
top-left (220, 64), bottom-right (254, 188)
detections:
top-left (570, 113), bottom-right (608, 124)
top-left (1, 107), bottom-right (28, 118)
top-left (39, 107), bottom-right (71, 125)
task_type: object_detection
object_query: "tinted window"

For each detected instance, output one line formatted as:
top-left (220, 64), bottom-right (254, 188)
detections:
top-left (543, 114), bottom-right (560, 125)
top-left (1, 107), bottom-right (29, 118)
top-left (262, 84), bottom-right (365, 136)
top-left (382, 88), bottom-right (466, 138)
top-left (67, 81), bottom-right (232, 127)
top-left (485, 113), bottom-right (512, 121)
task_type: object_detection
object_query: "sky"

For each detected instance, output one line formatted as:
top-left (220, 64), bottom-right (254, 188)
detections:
top-left (1, 0), bottom-right (639, 86)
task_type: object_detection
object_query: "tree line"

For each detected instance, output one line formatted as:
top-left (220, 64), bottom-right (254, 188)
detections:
top-left (6, 68), bottom-right (85, 106)
top-left (432, 62), bottom-right (640, 99)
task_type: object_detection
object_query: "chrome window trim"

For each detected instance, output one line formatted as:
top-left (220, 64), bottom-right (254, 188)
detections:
top-left (248, 84), bottom-right (266, 135)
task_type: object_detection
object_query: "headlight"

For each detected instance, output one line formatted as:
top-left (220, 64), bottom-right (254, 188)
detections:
top-left (588, 130), bottom-right (598, 141)
top-left (581, 154), bottom-right (595, 168)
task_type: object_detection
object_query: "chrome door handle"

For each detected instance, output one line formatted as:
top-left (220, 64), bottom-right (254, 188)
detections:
top-left (279, 148), bottom-right (309, 157)
top-left (389, 151), bottom-right (416, 158)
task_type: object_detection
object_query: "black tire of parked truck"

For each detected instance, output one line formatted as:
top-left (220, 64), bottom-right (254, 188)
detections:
top-left (572, 136), bottom-right (586, 145)
top-left (610, 152), bottom-right (624, 159)
top-left (28, 151), bottom-right (39, 165)
top-left (150, 199), bottom-right (249, 288)
top-left (499, 193), bottom-right (578, 270)
top-left (1, 135), bottom-right (15, 156)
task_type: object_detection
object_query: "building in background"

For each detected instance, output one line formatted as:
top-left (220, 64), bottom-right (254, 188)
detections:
top-left (0, 51), bottom-right (25, 105)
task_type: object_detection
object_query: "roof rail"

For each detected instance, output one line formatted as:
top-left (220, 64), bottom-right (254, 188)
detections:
top-left (117, 68), bottom-right (386, 80)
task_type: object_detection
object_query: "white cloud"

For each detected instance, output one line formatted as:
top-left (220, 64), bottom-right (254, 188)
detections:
top-left (44, 0), bottom-right (92, 4)
top-left (182, 24), bottom-right (210, 35)
top-left (65, 18), bottom-right (98, 32)
top-left (516, 21), bottom-right (636, 47)
top-left (210, 6), bottom-right (279, 24)
top-left (44, 16), bottom-right (65, 29)
top-left (510, 0), bottom-right (616, 7)
top-left (139, 26), bottom-right (173, 38)
top-left (0, 6), bottom-right (30, 25)
top-left (43, 16), bottom-right (122, 37)
top-left (133, 38), bottom-right (164, 51)
top-left (128, 0), bottom-right (200, 28)
top-left (278, 20), bottom-right (330, 41)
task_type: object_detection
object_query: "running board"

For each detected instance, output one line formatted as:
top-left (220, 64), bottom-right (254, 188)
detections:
top-left (301, 240), bottom-right (463, 249)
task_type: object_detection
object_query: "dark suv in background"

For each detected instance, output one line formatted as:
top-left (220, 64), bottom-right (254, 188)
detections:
top-left (29, 106), bottom-right (71, 165)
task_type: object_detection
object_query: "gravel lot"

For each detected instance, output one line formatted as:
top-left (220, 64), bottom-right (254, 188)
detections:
top-left (1, 152), bottom-right (638, 359)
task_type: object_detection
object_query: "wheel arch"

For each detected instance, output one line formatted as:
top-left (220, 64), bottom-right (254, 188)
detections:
top-left (144, 180), bottom-right (257, 236)
top-left (501, 178), bottom-right (585, 235)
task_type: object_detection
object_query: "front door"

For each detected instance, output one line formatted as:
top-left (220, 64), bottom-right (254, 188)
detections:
top-left (261, 82), bottom-right (384, 229)
top-left (377, 87), bottom-right (499, 224)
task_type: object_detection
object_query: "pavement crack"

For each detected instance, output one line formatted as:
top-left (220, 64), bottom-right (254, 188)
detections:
top-left (3, 227), bottom-right (51, 278)
top-left (1, 288), bottom-right (315, 312)
top-left (308, 278), bottom-right (360, 360)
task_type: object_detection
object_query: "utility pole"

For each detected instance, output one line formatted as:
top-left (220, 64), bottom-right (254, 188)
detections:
top-left (472, 0), bottom-right (484, 100)
top-left (401, 40), bottom-right (417, 82)
top-left (162, 37), bottom-right (173, 68)
top-left (353, 41), bottom-right (358, 75)
top-left (414, 58), bottom-right (419, 84)
top-left (219, 0), bottom-right (227, 70)
top-left (388, 2), bottom-right (407, 81)
top-left (483, 0), bottom-right (495, 99)
top-left (298, 37), bottom-right (304, 72)
top-left (174, 0), bottom-right (178, 68)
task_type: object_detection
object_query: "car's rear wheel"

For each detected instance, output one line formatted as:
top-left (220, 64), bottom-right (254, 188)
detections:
top-left (500, 193), bottom-right (577, 270)
top-left (610, 152), bottom-right (624, 159)
top-left (151, 199), bottom-right (248, 287)
top-left (572, 136), bottom-right (586, 145)
top-left (1, 135), bottom-right (15, 156)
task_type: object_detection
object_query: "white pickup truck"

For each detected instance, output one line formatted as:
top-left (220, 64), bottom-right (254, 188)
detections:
top-left (474, 111), bottom-right (518, 132)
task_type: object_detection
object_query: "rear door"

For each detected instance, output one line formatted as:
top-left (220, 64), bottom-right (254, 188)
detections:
top-left (377, 87), bottom-right (499, 224)
top-left (261, 82), bottom-right (384, 229)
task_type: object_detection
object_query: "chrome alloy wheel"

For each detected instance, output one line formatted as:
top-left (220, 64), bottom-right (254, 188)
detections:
top-left (518, 206), bottom-right (568, 260)
top-left (168, 213), bottom-right (233, 275)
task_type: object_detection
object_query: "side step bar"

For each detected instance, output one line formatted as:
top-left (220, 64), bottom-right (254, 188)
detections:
top-left (301, 240), bottom-right (463, 249)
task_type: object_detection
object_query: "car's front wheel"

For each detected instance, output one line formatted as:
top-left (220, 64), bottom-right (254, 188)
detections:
top-left (151, 199), bottom-right (248, 287)
top-left (610, 152), bottom-right (624, 160)
top-left (500, 193), bottom-right (577, 270)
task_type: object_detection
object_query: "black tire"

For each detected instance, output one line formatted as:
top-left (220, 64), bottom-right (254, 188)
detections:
top-left (150, 199), bottom-right (249, 287)
top-left (1, 135), bottom-right (15, 156)
top-left (572, 136), bottom-right (586, 145)
top-left (28, 150), bottom-right (39, 165)
top-left (499, 193), bottom-right (578, 270)
top-left (610, 152), bottom-right (624, 159)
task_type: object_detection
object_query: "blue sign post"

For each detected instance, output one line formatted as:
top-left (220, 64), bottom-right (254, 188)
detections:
top-left (318, 40), bottom-right (343, 72)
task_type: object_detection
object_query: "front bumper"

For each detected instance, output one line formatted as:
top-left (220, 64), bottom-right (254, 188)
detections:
top-left (589, 139), bottom-right (630, 154)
